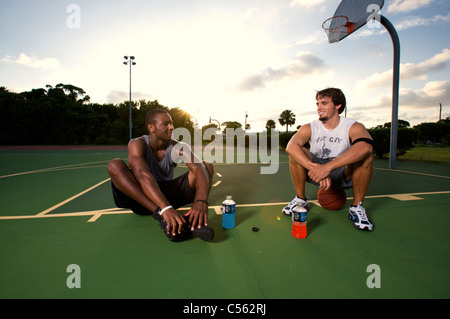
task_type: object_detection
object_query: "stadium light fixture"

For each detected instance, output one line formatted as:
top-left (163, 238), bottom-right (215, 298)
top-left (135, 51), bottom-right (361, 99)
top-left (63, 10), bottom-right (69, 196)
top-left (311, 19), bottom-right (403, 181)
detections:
top-left (123, 55), bottom-right (136, 141)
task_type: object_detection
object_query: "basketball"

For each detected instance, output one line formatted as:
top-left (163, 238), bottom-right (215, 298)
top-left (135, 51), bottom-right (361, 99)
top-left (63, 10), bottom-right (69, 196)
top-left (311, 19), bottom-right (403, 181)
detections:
top-left (317, 188), bottom-right (347, 210)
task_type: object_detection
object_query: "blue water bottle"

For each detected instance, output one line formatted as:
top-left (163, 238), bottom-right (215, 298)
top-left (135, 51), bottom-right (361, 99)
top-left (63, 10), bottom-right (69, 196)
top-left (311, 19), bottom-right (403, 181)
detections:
top-left (222, 195), bottom-right (236, 229)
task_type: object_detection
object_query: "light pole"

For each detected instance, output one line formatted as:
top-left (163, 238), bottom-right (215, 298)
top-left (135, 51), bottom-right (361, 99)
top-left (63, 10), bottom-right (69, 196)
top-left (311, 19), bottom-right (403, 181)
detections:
top-left (209, 116), bottom-right (221, 133)
top-left (244, 111), bottom-right (248, 131)
top-left (123, 56), bottom-right (136, 141)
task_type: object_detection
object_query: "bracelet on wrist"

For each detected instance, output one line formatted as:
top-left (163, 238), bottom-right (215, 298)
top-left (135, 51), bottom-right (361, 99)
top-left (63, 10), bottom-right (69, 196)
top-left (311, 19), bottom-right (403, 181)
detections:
top-left (159, 205), bottom-right (173, 215)
top-left (196, 199), bottom-right (209, 205)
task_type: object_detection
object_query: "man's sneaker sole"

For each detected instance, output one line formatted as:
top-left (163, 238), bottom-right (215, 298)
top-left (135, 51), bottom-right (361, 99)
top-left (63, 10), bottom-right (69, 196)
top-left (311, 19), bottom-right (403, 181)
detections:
top-left (348, 213), bottom-right (373, 231)
top-left (192, 225), bottom-right (214, 242)
top-left (353, 223), bottom-right (373, 231)
top-left (282, 208), bottom-right (292, 216)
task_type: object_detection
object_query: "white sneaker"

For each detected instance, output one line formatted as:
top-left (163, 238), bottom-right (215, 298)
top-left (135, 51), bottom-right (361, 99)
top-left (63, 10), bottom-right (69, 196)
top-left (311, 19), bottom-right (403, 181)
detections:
top-left (282, 196), bottom-right (309, 216)
top-left (348, 202), bottom-right (373, 231)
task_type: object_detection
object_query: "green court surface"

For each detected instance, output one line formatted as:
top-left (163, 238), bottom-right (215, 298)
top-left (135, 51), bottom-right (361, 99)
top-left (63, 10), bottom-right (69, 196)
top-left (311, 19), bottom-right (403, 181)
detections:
top-left (0, 148), bottom-right (449, 300)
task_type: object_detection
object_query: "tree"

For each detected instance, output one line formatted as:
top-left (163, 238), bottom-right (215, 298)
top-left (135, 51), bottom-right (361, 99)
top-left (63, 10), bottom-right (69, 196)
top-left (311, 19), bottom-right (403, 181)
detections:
top-left (221, 121), bottom-right (242, 133)
top-left (413, 121), bottom-right (450, 144)
top-left (202, 123), bottom-right (219, 135)
top-left (265, 119), bottom-right (276, 130)
top-left (279, 110), bottom-right (296, 133)
top-left (0, 85), bottom-right (195, 145)
top-left (55, 83), bottom-right (90, 103)
top-left (372, 119), bottom-right (410, 129)
top-left (169, 107), bottom-right (194, 130)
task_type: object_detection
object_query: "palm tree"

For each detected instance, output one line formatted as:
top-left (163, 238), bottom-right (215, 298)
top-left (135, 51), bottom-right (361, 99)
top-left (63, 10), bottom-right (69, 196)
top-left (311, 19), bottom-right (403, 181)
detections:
top-left (265, 119), bottom-right (276, 131)
top-left (279, 110), bottom-right (296, 132)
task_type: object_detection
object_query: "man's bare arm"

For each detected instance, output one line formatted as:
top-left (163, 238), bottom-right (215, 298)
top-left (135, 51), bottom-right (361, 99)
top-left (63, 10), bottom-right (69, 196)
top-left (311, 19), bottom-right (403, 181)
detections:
top-left (323, 122), bottom-right (373, 172)
top-left (285, 124), bottom-right (313, 169)
top-left (128, 139), bottom-right (185, 235)
top-left (173, 142), bottom-right (211, 230)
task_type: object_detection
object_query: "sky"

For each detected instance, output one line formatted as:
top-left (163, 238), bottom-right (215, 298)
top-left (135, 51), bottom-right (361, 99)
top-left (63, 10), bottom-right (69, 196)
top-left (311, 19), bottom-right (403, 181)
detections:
top-left (1, 0), bottom-right (449, 132)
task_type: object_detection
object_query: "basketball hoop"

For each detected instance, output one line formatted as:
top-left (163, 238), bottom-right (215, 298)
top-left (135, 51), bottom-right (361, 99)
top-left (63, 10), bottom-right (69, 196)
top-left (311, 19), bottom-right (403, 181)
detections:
top-left (322, 15), bottom-right (354, 43)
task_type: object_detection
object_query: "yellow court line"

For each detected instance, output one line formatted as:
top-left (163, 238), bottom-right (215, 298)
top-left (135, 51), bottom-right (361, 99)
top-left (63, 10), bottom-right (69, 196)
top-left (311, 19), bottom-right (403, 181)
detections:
top-left (0, 208), bottom-right (126, 220)
top-left (388, 194), bottom-right (424, 201)
top-left (374, 167), bottom-right (450, 179)
top-left (0, 160), bottom-right (110, 179)
top-left (1, 190), bottom-right (449, 222)
top-left (35, 178), bottom-right (111, 216)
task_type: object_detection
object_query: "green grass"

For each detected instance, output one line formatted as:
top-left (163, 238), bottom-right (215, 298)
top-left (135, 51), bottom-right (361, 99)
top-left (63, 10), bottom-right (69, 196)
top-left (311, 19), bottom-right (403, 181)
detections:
top-left (398, 146), bottom-right (450, 164)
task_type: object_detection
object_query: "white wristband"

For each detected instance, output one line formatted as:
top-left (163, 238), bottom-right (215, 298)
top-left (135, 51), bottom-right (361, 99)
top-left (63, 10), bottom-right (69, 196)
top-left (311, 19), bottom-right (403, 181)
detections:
top-left (159, 205), bottom-right (173, 215)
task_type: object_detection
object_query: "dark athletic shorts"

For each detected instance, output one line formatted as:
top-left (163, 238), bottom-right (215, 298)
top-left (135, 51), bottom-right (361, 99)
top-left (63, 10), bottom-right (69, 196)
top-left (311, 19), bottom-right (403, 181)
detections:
top-left (111, 171), bottom-right (195, 215)
top-left (306, 154), bottom-right (352, 189)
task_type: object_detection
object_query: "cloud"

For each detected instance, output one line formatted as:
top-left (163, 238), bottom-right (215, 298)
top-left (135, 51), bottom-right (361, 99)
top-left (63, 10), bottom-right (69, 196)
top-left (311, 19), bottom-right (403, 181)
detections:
top-left (290, 0), bottom-right (326, 8)
top-left (357, 49), bottom-right (450, 89)
top-left (106, 90), bottom-right (154, 104)
top-left (395, 12), bottom-right (450, 30)
top-left (387, 0), bottom-right (434, 14)
top-left (242, 7), bottom-right (258, 20)
top-left (1, 53), bottom-right (60, 71)
top-left (236, 52), bottom-right (325, 91)
top-left (402, 49), bottom-right (450, 78)
top-left (342, 12), bottom-right (450, 41)
top-left (367, 80), bottom-right (450, 109)
top-left (295, 31), bottom-right (327, 46)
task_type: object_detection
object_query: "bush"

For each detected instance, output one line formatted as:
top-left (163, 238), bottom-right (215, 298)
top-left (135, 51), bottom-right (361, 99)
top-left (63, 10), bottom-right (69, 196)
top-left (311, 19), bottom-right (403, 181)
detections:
top-left (414, 121), bottom-right (450, 144)
top-left (367, 127), bottom-right (418, 158)
top-left (279, 132), bottom-right (296, 149)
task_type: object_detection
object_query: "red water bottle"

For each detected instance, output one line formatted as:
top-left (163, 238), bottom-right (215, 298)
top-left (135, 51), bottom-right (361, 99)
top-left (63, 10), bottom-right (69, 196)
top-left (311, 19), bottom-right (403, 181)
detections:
top-left (291, 205), bottom-right (307, 239)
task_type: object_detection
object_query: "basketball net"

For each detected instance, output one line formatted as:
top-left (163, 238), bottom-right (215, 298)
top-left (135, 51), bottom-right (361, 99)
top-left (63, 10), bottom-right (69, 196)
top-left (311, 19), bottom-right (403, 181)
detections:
top-left (322, 15), bottom-right (354, 43)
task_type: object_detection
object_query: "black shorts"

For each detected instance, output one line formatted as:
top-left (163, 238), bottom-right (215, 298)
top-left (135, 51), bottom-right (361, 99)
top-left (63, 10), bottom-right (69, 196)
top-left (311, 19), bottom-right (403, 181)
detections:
top-left (111, 171), bottom-right (195, 215)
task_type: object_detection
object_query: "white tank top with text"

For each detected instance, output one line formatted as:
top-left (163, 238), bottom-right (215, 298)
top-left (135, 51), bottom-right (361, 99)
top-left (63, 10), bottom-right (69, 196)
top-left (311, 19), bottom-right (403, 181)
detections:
top-left (309, 116), bottom-right (356, 160)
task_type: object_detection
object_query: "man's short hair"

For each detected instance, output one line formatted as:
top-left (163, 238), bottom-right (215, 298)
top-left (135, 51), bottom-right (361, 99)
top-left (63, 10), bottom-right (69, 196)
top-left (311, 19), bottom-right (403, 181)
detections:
top-left (145, 109), bottom-right (169, 126)
top-left (316, 88), bottom-right (346, 114)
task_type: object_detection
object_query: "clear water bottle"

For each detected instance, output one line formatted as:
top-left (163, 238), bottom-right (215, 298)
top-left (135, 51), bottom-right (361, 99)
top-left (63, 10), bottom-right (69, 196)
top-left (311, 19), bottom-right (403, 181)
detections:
top-left (222, 195), bottom-right (236, 229)
top-left (291, 205), bottom-right (307, 238)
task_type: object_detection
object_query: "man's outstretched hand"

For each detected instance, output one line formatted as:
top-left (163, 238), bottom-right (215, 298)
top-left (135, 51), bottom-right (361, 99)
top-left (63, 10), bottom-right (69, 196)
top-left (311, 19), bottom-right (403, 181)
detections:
top-left (185, 200), bottom-right (208, 231)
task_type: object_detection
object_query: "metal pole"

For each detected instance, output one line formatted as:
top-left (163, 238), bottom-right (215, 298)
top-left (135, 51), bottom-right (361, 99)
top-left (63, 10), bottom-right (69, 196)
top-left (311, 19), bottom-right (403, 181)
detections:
top-left (129, 60), bottom-right (132, 141)
top-left (380, 15), bottom-right (400, 169)
top-left (244, 111), bottom-right (247, 131)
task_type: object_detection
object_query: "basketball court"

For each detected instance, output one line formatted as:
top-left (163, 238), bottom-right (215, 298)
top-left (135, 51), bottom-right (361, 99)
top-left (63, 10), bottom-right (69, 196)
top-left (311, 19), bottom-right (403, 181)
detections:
top-left (1, 0), bottom-right (448, 311)
top-left (0, 147), bottom-right (449, 301)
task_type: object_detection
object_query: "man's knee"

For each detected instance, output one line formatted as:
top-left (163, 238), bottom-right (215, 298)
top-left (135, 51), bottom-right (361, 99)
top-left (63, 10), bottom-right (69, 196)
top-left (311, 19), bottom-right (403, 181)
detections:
top-left (289, 154), bottom-right (308, 171)
top-left (345, 154), bottom-right (373, 177)
top-left (107, 158), bottom-right (128, 176)
top-left (202, 161), bottom-right (214, 178)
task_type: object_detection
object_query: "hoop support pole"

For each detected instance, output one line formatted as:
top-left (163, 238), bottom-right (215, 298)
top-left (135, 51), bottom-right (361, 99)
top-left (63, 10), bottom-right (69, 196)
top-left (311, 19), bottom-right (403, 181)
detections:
top-left (381, 15), bottom-right (400, 169)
